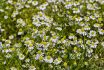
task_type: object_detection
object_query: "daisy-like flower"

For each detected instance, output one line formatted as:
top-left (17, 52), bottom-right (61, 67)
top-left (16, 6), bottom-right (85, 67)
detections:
top-left (55, 27), bottom-right (62, 31)
top-left (84, 16), bottom-right (90, 21)
top-left (29, 66), bottom-right (36, 70)
top-left (9, 35), bottom-right (14, 39)
top-left (25, 58), bottom-right (30, 63)
top-left (101, 42), bottom-right (104, 47)
top-left (18, 29), bottom-right (24, 35)
top-left (39, 4), bottom-right (47, 11)
top-left (68, 33), bottom-right (75, 39)
top-left (76, 29), bottom-right (87, 36)
top-left (17, 18), bottom-right (26, 26)
top-left (98, 29), bottom-right (104, 35)
top-left (5, 53), bottom-right (12, 58)
top-left (7, 0), bottom-right (13, 4)
top-left (84, 25), bottom-right (90, 30)
top-left (90, 15), bottom-right (95, 20)
top-left (86, 40), bottom-right (91, 45)
top-left (25, 4), bottom-right (30, 8)
top-left (35, 51), bottom-right (43, 60)
top-left (10, 67), bottom-right (17, 70)
top-left (11, 10), bottom-right (19, 18)
top-left (73, 8), bottom-right (80, 14)
top-left (90, 42), bottom-right (97, 48)
top-left (75, 17), bottom-right (83, 22)
top-left (51, 36), bottom-right (59, 43)
top-left (32, 1), bottom-right (38, 6)
top-left (5, 40), bottom-right (11, 47)
top-left (89, 30), bottom-right (96, 37)
top-left (44, 56), bottom-right (53, 63)
top-left (32, 19), bottom-right (41, 27)
top-left (93, 23), bottom-right (100, 28)
top-left (4, 15), bottom-right (8, 19)
top-left (47, 0), bottom-right (56, 3)
top-left (65, 2), bottom-right (73, 9)
top-left (87, 4), bottom-right (94, 10)
top-left (54, 57), bottom-right (62, 65)
top-left (19, 53), bottom-right (25, 60)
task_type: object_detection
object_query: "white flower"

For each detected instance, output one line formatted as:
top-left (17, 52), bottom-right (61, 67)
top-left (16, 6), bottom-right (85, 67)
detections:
top-left (19, 54), bottom-right (25, 60)
top-left (25, 58), bottom-right (30, 63)
top-left (25, 4), bottom-right (30, 8)
top-left (55, 27), bottom-right (62, 31)
top-left (90, 42), bottom-right (97, 48)
top-left (101, 42), bottom-right (104, 47)
top-left (39, 5), bottom-right (46, 10)
top-left (35, 53), bottom-right (43, 60)
top-left (18, 31), bottom-right (24, 35)
top-left (10, 67), bottom-right (17, 70)
top-left (87, 4), bottom-right (94, 10)
top-left (65, 2), bottom-right (72, 9)
top-left (32, 1), bottom-right (38, 6)
top-left (98, 29), bottom-right (104, 35)
top-left (17, 18), bottom-right (26, 26)
top-left (87, 48), bottom-right (93, 53)
top-left (73, 8), bottom-right (80, 13)
top-left (75, 17), bottom-right (83, 21)
top-left (84, 16), bottom-right (90, 21)
top-left (7, 0), bottom-right (13, 4)
top-left (47, 0), bottom-right (56, 3)
top-left (29, 66), bottom-right (36, 70)
top-left (51, 38), bottom-right (58, 43)
top-left (89, 30), bottom-right (96, 37)
top-left (44, 56), bottom-right (53, 63)
top-left (68, 34), bottom-right (75, 39)
top-left (0, 9), bottom-right (4, 12)
top-left (9, 35), bottom-right (14, 39)
top-left (76, 29), bottom-right (87, 36)
top-left (32, 19), bottom-right (41, 27)
top-left (5, 49), bottom-right (12, 53)
top-left (27, 0), bottom-right (32, 4)
top-left (4, 16), bottom-right (8, 19)
top-left (11, 10), bottom-right (19, 18)
top-left (84, 25), bottom-right (90, 30)
top-left (90, 15), bottom-right (95, 20)
top-left (54, 58), bottom-right (62, 65)
top-left (94, 23), bottom-right (100, 28)
top-left (79, 22), bottom-right (85, 26)
top-left (5, 54), bottom-right (12, 58)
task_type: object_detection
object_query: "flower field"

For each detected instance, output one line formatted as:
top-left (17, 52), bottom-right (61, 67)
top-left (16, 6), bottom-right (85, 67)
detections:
top-left (0, 0), bottom-right (104, 70)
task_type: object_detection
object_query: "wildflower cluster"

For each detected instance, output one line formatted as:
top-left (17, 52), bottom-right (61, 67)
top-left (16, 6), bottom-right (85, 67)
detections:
top-left (0, 0), bottom-right (104, 70)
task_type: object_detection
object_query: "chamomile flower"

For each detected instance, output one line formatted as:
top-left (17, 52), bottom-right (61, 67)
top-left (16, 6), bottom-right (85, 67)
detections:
top-left (98, 29), bottom-right (104, 35)
top-left (101, 42), bottom-right (104, 47)
top-left (54, 57), bottom-right (62, 65)
top-left (89, 30), bottom-right (96, 37)
top-left (29, 66), bottom-right (36, 70)
top-left (9, 35), bottom-right (14, 39)
top-left (47, 0), bottom-right (56, 3)
top-left (19, 53), bottom-right (25, 60)
top-left (32, 1), bottom-right (38, 6)
top-left (44, 56), bottom-right (53, 63)
top-left (84, 25), bottom-right (90, 30)
top-left (90, 42), bottom-right (97, 48)
top-left (93, 23), bottom-right (100, 28)
top-left (4, 15), bottom-right (8, 19)
top-left (7, 0), bottom-right (13, 4)
top-left (10, 67), bottom-right (17, 70)
top-left (68, 33), bottom-right (75, 39)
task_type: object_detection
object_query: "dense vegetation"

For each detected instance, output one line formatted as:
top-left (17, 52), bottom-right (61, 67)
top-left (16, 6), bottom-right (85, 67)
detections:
top-left (0, 0), bottom-right (104, 70)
